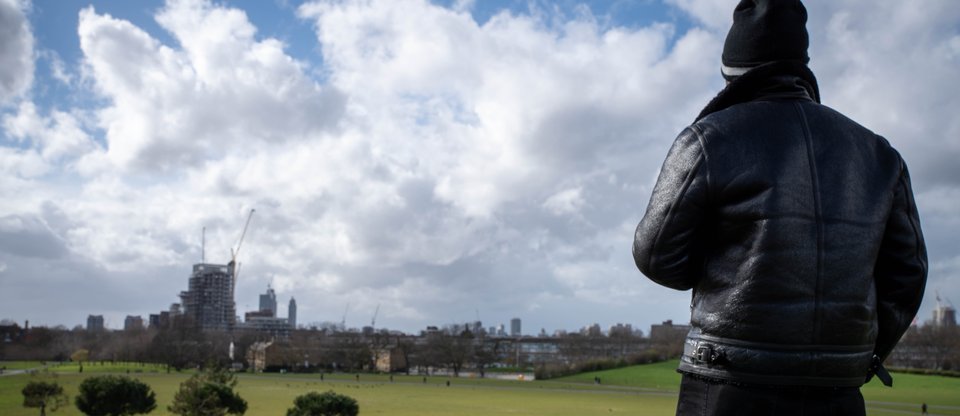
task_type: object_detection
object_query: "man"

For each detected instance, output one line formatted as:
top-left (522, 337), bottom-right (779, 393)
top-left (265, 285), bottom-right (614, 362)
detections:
top-left (632, 1), bottom-right (927, 415)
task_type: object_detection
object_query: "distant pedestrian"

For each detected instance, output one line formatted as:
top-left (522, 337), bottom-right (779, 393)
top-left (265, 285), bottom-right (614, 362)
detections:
top-left (390, 374), bottom-right (394, 383)
top-left (423, 376), bottom-right (427, 384)
top-left (446, 380), bottom-right (450, 387)
top-left (355, 374), bottom-right (360, 382)
top-left (922, 403), bottom-right (928, 415)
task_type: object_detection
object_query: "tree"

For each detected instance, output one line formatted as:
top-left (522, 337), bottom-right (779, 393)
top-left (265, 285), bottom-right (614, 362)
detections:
top-left (22, 380), bottom-right (69, 416)
top-left (474, 338), bottom-right (502, 378)
top-left (168, 366), bottom-right (247, 416)
top-left (286, 391), bottom-right (359, 416)
top-left (394, 337), bottom-right (416, 375)
top-left (72, 349), bottom-right (90, 371)
top-left (75, 375), bottom-right (156, 416)
top-left (148, 325), bottom-right (204, 371)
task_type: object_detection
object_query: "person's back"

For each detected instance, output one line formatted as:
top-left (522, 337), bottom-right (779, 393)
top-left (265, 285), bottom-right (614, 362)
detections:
top-left (632, 0), bottom-right (926, 414)
top-left (673, 92), bottom-right (918, 386)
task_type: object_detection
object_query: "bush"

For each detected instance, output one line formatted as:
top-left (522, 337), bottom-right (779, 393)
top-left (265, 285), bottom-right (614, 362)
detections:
top-left (22, 380), bottom-right (69, 416)
top-left (286, 391), bottom-right (359, 416)
top-left (168, 367), bottom-right (247, 416)
top-left (75, 375), bottom-right (156, 416)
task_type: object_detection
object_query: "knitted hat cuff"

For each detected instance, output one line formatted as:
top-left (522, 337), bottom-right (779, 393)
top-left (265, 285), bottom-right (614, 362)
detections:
top-left (721, 64), bottom-right (753, 79)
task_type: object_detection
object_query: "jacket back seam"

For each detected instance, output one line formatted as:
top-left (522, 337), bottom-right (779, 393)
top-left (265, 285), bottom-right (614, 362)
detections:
top-left (795, 103), bottom-right (824, 350)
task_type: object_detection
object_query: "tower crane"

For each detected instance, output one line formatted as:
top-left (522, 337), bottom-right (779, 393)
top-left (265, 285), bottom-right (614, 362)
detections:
top-left (230, 209), bottom-right (256, 287)
top-left (371, 303), bottom-right (381, 329)
top-left (341, 302), bottom-right (350, 332)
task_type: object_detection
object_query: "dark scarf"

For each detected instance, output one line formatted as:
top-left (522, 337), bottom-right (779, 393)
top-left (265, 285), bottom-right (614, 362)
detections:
top-left (696, 61), bottom-right (820, 122)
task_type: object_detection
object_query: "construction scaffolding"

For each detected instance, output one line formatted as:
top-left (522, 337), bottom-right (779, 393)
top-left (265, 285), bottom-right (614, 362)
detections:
top-left (175, 209), bottom-right (256, 332)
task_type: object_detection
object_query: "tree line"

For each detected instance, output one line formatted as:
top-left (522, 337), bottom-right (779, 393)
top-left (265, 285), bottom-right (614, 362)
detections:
top-left (1, 320), bottom-right (685, 377)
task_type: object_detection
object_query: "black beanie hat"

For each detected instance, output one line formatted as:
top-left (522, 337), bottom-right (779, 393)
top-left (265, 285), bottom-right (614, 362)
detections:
top-left (722, 0), bottom-right (809, 78)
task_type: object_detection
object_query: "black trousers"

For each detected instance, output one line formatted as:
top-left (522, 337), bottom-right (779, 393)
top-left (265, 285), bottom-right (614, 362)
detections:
top-left (676, 374), bottom-right (866, 416)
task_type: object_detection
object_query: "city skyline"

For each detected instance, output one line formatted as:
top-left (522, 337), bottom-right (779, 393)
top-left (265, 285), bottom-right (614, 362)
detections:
top-left (1, 0), bottom-right (959, 336)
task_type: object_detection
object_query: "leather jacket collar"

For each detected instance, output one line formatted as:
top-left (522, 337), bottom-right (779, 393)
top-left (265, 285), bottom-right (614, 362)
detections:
top-left (696, 61), bottom-right (820, 122)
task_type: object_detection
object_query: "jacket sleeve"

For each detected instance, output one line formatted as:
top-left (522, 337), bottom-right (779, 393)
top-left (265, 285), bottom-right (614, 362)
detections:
top-left (633, 127), bottom-right (709, 290)
top-left (873, 157), bottom-right (927, 363)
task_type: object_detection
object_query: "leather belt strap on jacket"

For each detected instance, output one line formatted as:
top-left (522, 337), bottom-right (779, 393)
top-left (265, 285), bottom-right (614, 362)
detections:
top-left (678, 333), bottom-right (876, 387)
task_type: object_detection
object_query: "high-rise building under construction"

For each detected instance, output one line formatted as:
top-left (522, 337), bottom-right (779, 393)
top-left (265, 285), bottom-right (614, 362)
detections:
top-left (180, 263), bottom-right (237, 331)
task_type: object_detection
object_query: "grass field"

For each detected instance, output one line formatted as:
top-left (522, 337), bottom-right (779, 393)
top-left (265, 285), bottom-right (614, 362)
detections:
top-left (0, 361), bottom-right (50, 371)
top-left (1, 361), bottom-right (957, 415)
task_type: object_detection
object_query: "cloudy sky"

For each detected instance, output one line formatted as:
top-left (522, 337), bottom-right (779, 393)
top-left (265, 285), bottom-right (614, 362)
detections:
top-left (0, 0), bottom-right (958, 334)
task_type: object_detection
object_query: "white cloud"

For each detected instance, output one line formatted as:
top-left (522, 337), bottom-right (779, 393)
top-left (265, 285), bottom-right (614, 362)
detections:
top-left (41, 49), bottom-right (73, 86)
top-left (299, 0), bottom-right (717, 218)
top-left (805, 2), bottom-right (960, 188)
top-left (665, 0), bottom-right (731, 31)
top-left (0, 146), bottom-right (48, 178)
top-left (2, 101), bottom-right (99, 163)
top-left (78, 0), bottom-right (345, 171)
top-left (0, 0), bottom-right (33, 104)
top-left (543, 187), bottom-right (584, 216)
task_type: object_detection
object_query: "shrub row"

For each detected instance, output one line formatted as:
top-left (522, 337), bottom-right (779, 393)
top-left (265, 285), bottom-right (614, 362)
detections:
top-left (534, 349), bottom-right (671, 380)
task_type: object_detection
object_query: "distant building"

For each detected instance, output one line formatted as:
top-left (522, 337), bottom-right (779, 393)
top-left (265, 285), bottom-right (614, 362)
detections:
top-left (259, 286), bottom-right (278, 317)
top-left (932, 304), bottom-right (957, 327)
top-left (180, 263), bottom-right (237, 331)
top-left (0, 320), bottom-right (24, 343)
top-left (510, 318), bottom-right (522, 337)
top-left (148, 303), bottom-right (183, 330)
top-left (375, 347), bottom-right (408, 373)
top-left (288, 298), bottom-right (297, 329)
top-left (245, 310), bottom-right (273, 320)
top-left (650, 320), bottom-right (690, 342)
top-left (246, 341), bottom-right (273, 372)
top-left (583, 323), bottom-right (602, 337)
top-left (240, 315), bottom-right (290, 339)
top-left (609, 323), bottom-right (636, 337)
top-left (124, 315), bottom-right (144, 331)
top-left (87, 315), bottom-right (105, 331)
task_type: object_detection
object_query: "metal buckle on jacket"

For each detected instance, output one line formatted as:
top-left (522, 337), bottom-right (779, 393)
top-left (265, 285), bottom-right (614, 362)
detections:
top-left (695, 344), bottom-right (714, 363)
top-left (694, 344), bottom-right (724, 364)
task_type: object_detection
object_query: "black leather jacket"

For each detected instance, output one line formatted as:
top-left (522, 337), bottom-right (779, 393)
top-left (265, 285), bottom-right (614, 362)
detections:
top-left (633, 69), bottom-right (927, 387)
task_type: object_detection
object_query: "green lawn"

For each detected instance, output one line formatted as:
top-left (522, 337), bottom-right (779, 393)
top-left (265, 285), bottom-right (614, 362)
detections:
top-left (861, 371), bottom-right (960, 416)
top-left (1, 361), bottom-right (958, 415)
top-left (0, 362), bottom-right (52, 371)
top-left (1, 365), bottom-right (676, 416)
top-left (553, 361), bottom-right (960, 416)
top-left (551, 360), bottom-right (682, 391)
